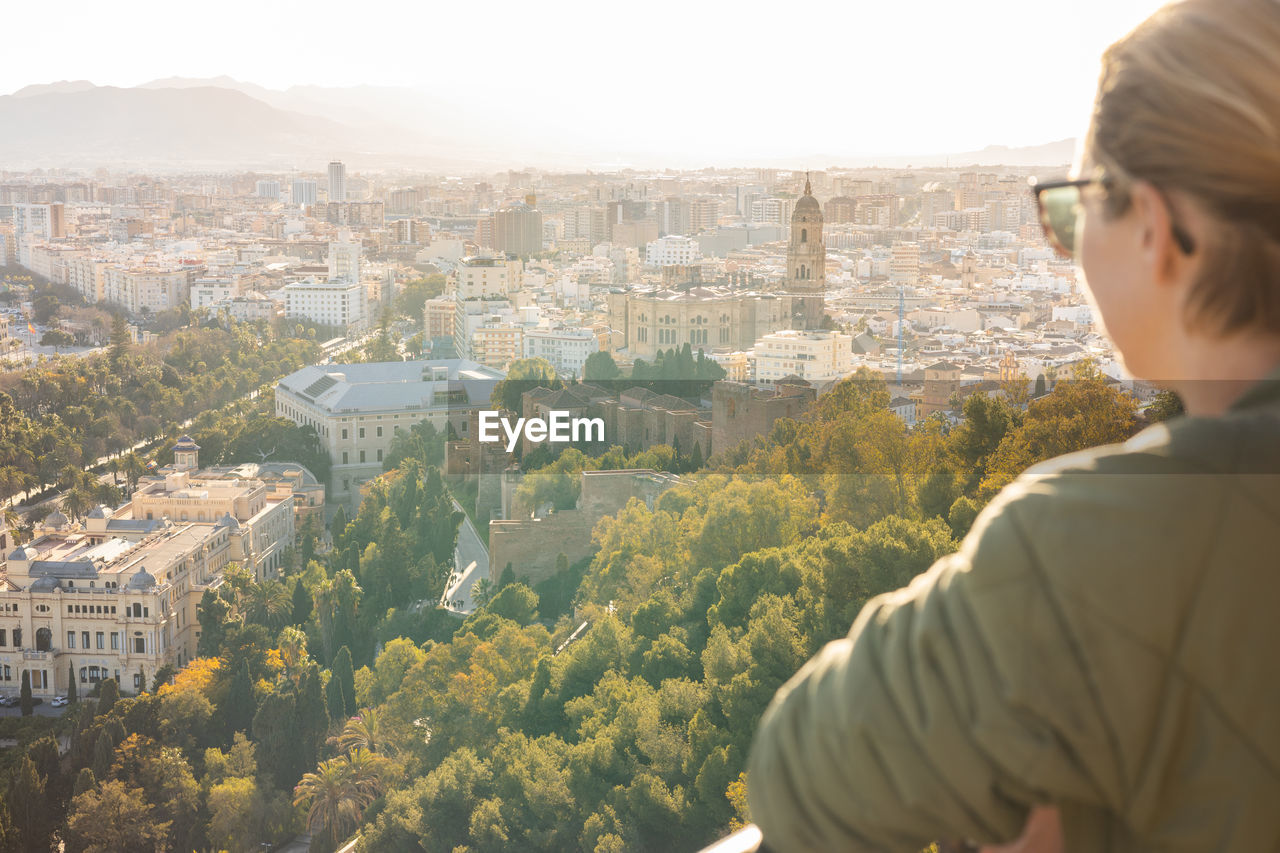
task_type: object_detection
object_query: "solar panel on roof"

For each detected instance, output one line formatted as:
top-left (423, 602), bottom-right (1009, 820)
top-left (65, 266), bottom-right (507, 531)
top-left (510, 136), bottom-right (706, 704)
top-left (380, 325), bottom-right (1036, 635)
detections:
top-left (301, 374), bottom-right (338, 400)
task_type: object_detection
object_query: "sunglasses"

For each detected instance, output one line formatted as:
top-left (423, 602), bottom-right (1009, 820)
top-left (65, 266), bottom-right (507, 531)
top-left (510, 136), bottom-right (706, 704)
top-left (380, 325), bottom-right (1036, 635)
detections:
top-left (1030, 177), bottom-right (1196, 259)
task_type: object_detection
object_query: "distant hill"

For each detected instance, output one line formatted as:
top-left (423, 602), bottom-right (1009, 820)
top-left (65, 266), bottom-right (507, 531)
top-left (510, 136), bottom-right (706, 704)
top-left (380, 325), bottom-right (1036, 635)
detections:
top-left (0, 85), bottom-right (371, 169)
top-left (0, 79), bottom-right (1078, 172)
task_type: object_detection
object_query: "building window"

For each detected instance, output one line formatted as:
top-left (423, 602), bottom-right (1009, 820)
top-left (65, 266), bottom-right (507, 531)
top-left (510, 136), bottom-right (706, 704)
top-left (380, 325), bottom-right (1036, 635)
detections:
top-left (0, 629), bottom-right (6, 647)
top-left (110, 633), bottom-right (120, 650)
top-left (376, 449), bottom-right (383, 462)
top-left (376, 426), bottom-right (383, 437)
top-left (342, 428), bottom-right (348, 439)
top-left (359, 427), bottom-right (365, 438)
top-left (359, 450), bottom-right (366, 463)
top-left (35, 628), bottom-right (51, 652)
top-left (342, 452), bottom-right (349, 464)
top-left (133, 637), bottom-right (145, 654)
top-left (82, 631), bottom-right (90, 649)
top-left (96, 632), bottom-right (104, 650)
top-left (67, 631), bottom-right (76, 649)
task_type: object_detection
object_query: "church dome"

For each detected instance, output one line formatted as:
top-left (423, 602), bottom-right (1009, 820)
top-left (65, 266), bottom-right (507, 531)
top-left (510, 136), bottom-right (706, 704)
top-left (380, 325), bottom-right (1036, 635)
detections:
top-left (87, 505), bottom-right (112, 520)
top-left (793, 175), bottom-right (822, 218)
top-left (216, 512), bottom-right (241, 530)
top-left (794, 193), bottom-right (821, 217)
top-left (127, 569), bottom-right (157, 590)
top-left (46, 509), bottom-right (69, 529)
top-left (7, 544), bottom-right (37, 562)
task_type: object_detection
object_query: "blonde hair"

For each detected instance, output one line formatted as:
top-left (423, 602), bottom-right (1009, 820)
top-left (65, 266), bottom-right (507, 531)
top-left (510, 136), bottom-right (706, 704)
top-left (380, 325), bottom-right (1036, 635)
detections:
top-left (1085, 0), bottom-right (1280, 335)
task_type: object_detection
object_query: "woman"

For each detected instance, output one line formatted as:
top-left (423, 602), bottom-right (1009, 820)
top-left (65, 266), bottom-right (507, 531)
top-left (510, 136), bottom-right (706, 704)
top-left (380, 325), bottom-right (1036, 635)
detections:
top-left (746, 0), bottom-right (1280, 850)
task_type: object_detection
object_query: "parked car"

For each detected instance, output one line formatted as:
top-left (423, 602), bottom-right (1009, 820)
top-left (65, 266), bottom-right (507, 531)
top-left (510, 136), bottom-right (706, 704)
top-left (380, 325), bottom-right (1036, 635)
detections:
top-left (50, 696), bottom-right (68, 708)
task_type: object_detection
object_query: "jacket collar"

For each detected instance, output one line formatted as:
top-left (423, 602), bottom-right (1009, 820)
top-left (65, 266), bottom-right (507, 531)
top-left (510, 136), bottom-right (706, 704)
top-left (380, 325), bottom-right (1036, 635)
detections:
top-left (1228, 359), bottom-right (1280, 412)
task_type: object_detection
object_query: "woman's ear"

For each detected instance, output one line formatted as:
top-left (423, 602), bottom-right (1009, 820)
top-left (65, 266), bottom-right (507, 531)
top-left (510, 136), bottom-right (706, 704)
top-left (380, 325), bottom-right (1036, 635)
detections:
top-left (1129, 182), bottom-right (1186, 288)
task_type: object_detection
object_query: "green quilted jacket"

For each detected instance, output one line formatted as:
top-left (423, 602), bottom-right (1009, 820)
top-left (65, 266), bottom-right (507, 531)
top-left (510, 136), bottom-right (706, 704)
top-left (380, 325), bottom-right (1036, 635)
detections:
top-left (747, 369), bottom-right (1280, 852)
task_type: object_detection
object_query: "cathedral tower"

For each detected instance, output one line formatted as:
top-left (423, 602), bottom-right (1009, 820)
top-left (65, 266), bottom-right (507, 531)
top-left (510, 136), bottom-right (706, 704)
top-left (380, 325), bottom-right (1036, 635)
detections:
top-left (787, 174), bottom-right (826, 329)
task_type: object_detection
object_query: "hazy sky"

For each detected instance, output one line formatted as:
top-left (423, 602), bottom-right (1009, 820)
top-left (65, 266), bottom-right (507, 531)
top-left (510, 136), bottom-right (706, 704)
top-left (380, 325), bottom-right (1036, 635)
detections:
top-left (4, 0), bottom-right (1171, 162)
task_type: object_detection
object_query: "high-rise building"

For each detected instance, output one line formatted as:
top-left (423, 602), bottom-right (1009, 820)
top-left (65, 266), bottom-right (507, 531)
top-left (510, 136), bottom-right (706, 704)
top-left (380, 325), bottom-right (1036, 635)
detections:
top-left (787, 176), bottom-right (826, 329)
top-left (492, 196), bottom-right (543, 257)
top-left (328, 161), bottom-right (346, 202)
top-left (255, 180), bottom-right (281, 200)
top-left (292, 178), bottom-right (318, 207)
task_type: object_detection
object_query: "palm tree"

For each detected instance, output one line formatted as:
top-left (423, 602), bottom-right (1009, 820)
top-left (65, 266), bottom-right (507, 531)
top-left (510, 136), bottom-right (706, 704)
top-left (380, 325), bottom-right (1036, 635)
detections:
top-left (62, 489), bottom-right (91, 522)
top-left (329, 708), bottom-right (394, 757)
top-left (293, 751), bottom-right (388, 850)
top-left (245, 580), bottom-right (291, 630)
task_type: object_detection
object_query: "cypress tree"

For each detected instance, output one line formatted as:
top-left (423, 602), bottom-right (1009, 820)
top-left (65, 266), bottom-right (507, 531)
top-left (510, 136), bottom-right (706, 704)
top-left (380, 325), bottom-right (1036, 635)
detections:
top-left (332, 646), bottom-right (357, 719)
top-left (66, 662), bottom-right (77, 705)
top-left (226, 659), bottom-right (254, 736)
top-left (97, 678), bottom-right (119, 715)
top-left (291, 577), bottom-right (312, 625)
top-left (18, 671), bottom-right (32, 717)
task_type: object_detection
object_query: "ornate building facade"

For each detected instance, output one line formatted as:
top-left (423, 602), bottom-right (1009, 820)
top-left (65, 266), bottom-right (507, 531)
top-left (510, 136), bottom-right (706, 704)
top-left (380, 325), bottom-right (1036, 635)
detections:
top-left (787, 175), bottom-right (827, 329)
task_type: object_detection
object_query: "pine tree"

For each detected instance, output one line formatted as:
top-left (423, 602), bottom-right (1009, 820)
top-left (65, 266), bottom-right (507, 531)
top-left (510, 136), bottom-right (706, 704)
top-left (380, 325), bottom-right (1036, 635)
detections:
top-left (108, 314), bottom-right (131, 367)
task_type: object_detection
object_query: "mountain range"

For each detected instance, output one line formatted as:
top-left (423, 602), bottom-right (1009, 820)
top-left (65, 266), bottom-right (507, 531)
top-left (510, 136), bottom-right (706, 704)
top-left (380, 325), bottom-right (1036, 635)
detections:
top-left (0, 78), bottom-right (1076, 173)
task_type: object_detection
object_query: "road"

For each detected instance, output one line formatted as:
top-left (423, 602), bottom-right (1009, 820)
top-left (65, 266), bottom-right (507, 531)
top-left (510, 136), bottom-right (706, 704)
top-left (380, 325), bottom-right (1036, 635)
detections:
top-left (440, 500), bottom-right (489, 615)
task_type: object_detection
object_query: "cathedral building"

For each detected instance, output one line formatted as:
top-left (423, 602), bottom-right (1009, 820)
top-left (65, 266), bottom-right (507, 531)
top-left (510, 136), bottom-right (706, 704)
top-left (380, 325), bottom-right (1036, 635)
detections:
top-left (787, 175), bottom-right (827, 329)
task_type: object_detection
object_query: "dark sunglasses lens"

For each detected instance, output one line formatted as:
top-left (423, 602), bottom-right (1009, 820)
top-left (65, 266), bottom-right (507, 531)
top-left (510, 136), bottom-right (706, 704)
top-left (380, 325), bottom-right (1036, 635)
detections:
top-left (1040, 185), bottom-right (1082, 257)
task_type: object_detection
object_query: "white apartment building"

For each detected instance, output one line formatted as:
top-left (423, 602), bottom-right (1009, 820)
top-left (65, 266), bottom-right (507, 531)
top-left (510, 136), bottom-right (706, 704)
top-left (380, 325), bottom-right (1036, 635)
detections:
top-left (890, 243), bottom-right (921, 285)
top-left (67, 255), bottom-right (109, 303)
top-left (454, 255), bottom-right (516, 299)
top-left (274, 359), bottom-right (503, 508)
top-left (12, 203), bottom-right (65, 266)
top-left (751, 329), bottom-right (854, 386)
top-left (523, 327), bottom-right (601, 377)
top-left (102, 266), bottom-right (192, 315)
top-left (255, 180), bottom-right (281, 200)
top-left (283, 278), bottom-right (367, 331)
top-left (471, 323), bottom-right (524, 371)
top-left (191, 277), bottom-right (240, 310)
top-left (327, 238), bottom-right (361, 284)
top-left (453, 297), bottom-right (517, 360)
top-left (292, 179), bottom-right (318, 207)
top-left (644, 235), bottom-right (702, 268)
top-left (328, 161), bottom-right (346, 202)
top-left (749, 197), bottom-right (794, 228)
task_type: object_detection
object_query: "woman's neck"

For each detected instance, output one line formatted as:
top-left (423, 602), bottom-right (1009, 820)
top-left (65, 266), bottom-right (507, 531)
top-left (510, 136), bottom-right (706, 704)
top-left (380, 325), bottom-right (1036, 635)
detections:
top-left (1166, 331), bottom-right (1280, 416)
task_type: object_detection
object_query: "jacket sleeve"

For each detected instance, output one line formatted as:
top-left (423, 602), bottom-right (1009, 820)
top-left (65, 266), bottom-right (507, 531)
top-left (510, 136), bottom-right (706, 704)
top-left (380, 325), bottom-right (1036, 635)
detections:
top-left (746, 476), bottom-right (1135, 852)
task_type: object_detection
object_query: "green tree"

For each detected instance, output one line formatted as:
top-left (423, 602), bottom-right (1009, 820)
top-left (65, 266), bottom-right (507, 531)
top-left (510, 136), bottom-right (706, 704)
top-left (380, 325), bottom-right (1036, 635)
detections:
top-left (64, 779), bottom-right (172, 853)
top-left (98, 677), bottom-right (119, 714)
top-left (291, 576), bottom-right (313, 625)
top-left (491, 357), bottom-right (561, 412)
top-left (583, 350), bottom-right (622, 382)
top-left (6, 756), bottom-right (49, 851)
top-left (332, 646), bottom-right (358, 720)
top-left (225, 659), bottom-right (255, 736)
top-left (67, 661), bottom-right (77, 705)
top-left (485, 583), bottom-right (539, 626)
top-left (108, 313), bottom-right (131, 367)
top-left (19, 670), bottom-right (32, 716)
top-left (1146, 389), bottom-right (1185, 423)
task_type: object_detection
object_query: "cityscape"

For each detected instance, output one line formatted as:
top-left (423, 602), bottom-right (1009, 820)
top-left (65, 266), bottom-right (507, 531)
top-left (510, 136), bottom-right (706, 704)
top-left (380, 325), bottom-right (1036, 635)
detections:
top-left (0, 2), bottom-right (1195, 850)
